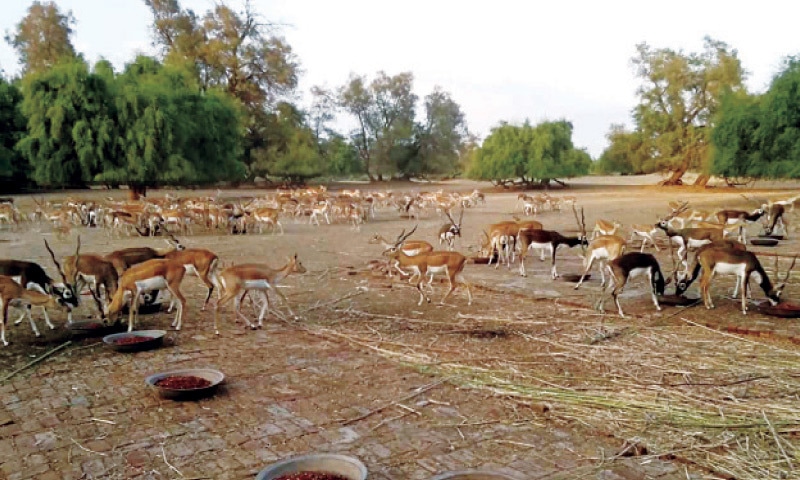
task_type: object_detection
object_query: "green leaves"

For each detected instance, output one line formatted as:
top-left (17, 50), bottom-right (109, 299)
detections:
top-left (5, 1), bottom-right (78, 75)
top-left (712, 58), bottom-right (800, 179)
top-left (468, 120), bottom-right (590, 185)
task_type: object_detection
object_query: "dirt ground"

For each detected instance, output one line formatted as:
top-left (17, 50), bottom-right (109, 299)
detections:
top-left (2, 177), bottom-right (800, 479)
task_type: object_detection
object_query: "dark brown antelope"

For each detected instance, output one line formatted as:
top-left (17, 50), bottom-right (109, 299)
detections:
top-left (516, 206), bottom-right (588, 278)
top-left (438, 208), bottom-right (463, 251)
top-left (596, 252), bottom-right (670, 317)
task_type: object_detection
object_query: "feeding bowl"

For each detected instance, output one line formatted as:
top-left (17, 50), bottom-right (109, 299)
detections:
top-left (561, 273), bottom-right (590, 283)
top-left (145, 368), bottom-right (224, 400)
top-left (756, 301), bottom-right (800, 318)
top-left (103, 330), bottom-right (166, 352)
top-left (255, 454), bottom-right (368, 480)
top-left (759, 234), bottom-right (785, 240)
top-left (431, 472), bottom-right (517, 480)
top-left (470, 256), bottom-right (492, 265)
top-left (751, 238), bottom-right (780, 247)
top-left (658, 295), bottom-right (700, 307)
top-left (67, 319), bottom-right (124, 336)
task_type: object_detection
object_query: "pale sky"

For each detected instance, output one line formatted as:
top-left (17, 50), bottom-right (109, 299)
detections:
top-left (2, 0), bottom-right (800, 158)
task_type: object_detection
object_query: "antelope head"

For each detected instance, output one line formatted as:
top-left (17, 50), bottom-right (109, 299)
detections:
top-left (658, 201), bottom-right (689, 229)
top-left (382, 225), bottom-right (418, 257)
top-left (444, 208), bottom-right (464, 237)
top-left (44, 236), bottom-right (81, 310)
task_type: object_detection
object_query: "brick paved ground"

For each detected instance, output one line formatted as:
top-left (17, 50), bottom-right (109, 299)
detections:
top-left (0, 314), bottom-right (691, 480)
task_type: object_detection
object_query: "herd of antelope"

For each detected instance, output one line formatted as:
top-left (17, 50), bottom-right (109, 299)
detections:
top-left (0, 189), bottom-right (799, 346)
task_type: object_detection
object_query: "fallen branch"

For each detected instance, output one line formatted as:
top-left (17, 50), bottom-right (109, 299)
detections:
top-left (1, 340), bottom-right (72, 383)
top-left (162, 445), bottom-right (184, 478)
top-left (341, 380), bottom-right (445, 426)
top-left (302, 290), bottom-right (366, 313)
top-left (70, 437), bottom-right (107, 456)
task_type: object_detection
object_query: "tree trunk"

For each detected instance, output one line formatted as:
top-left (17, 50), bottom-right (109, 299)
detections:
top-left (693, 174), bottom-right (711, 187)
top-left (659, 163), bottom-right (688, 186)
top-left (128, 184), bottom-right (147, 201)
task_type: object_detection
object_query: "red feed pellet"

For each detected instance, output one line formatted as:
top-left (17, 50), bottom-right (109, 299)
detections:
top-left (113, 336), bottom-right (155, 345)
top-left (154, 375), bottom-right (212, 389)
top-left (273, 473), bottom-right (350, 480)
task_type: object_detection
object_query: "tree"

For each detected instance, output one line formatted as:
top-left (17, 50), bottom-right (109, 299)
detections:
top-left (594, 124), bottom-right (650, 175)
top-left (412, 87), bottom-right (468, 177)
top-left (250, 102), bottom-right (324, 183)
top-left (338, 71), bottom-right (417, 181)
top-left (95, 56), bottom-right (246, 194)
top-left (17, 59), bottom-right (115, 186)
top-left (712, 57), bottom-right (800, 179)
top-left (0, 77), bottom-right (27, 185)
top-left (322, 134), bottom-right (361, 177)
top-left (5, 1), bottom-right (78, 75)
top-left (630, 37), bottom-right (745, 186)
top-left (467, 120), bottom-right (591, 187)
top-left (144, 0), bottom-right (299, 169)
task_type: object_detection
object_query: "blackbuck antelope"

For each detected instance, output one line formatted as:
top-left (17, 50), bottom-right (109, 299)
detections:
top-left (574, 234), bottom-right (627, 289)
top-left (657, 205), bottom-right (724, 262)
top-left (382, 248), bottom-right (472, 306)
top-left (438, 208), bottom-right (463, 251)
top-left (714, 207), bottom-right (765, 243)
top-left (105, 259), bottom-right (188, 332)
top-left (481, 218), bottom-right (544, 269)
top-left (515, 207), bottom-right (588, 278)
top-left (675, 245), bottom-right (792, 314)
top-left (1, 276), bottom-right (71, 346)
top-left (104, 234), bottom-right (184, 274)
top-left (0, 242), bottom-right (81, 334)
top-left (629, 224), bottom-right (661, 252)
top-left (666, 201), bottom-right (710, 228)
top-left (764, 203), bottom-right (788, 237)
top-left (591, 219), bottom-right (622, 239)
top-left (597, 252), bottom-right (670, 317)
top-left (63, 253), bottom-right (119, 319)
top-left (369, 227), bottom-right (434, 277)
top-left (214, 254), bottom-right (306, 334)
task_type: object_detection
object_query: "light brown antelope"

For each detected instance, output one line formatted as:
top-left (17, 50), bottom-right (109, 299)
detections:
top-left (382, 248), bottom-right (472, 306)
top-left (162, 248), bottom-right (220, 311)
top-left (591, 219), bottom-right (622, 239)
top-left (657, 205), bottom-right (724, 262)
top-left (0, 276), bottom-right (71, 346)
top-left (103, 234), bottom-right (184, 274)
top-left (574, 234), bottom-right (627, 289)
top-left (105, 259), bottom-right (188, 332)
top-left (369, 227), bottom-right (434, 278)
top-left (629, 224), bottom-right (661, 252)
top-left (214, 254), bottom-right (306, 334)
top-left (675, 245), bottom-right (792, 314)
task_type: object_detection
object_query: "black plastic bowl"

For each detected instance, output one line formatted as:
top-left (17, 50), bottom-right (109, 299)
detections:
top-left (751, 238), bottom-right (780, 247)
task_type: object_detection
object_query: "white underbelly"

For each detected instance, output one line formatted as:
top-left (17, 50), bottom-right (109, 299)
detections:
top-left (687, 238), bottom-right (711, 249)
top-left (427, 265), bottom-right (448, 275)
top-left (713, 262), bottom-right (746, 276)
top-left (135, 276), bottom-right (167, 292)
top-left (184, 264), bottom-right (199, 276)
top-left (628, 267), bottom-right (651, 279)
top-left (244, 279), bottom-right (272, 290)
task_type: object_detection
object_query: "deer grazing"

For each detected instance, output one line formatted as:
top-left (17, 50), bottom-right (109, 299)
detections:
top-left (382, 246), bottom-right (472, 306)
top-left (105, 259), bottom-right (188, 332)
top-left (764, 203), bottom-right (788, 237)
top-left (1, 276), bottom-right (71, 346)
top-left (596, 252), bottom-right (671, 318)
top-left (214, 254), bottom-right (306, 334)
top-left (0, 240), bottom-right (81, 335)
top-left (675, 244), bottom-right (792, 314)
top-left (515, 206), bottom-right (588, 278)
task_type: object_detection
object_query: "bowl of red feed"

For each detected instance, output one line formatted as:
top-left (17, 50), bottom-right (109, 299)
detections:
top-left (145, 368), bottom-right (225, 400)
top-left (255, 454), bottom-right (367, 480)
top-left (103, 330), bottom-right (166, 352)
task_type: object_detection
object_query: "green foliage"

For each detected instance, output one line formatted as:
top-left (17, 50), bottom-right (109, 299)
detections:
top-left (0, 77), bottom-right (26, 181)
top-left (628, 37), bottom-right (745, 184)
top-left (414, 87), bottom-right (468, 176)
top-left (323, 134), bottom-right (361, 176)
top-left (468, 120), bottom-right (591, 185)
top-left (17, 59), bottom-right (115, 186)
top-left (712, 57), bottom-right (800, 179)
top-left (594, 125), bottom-right (649, 175)
top-left (5, 1), bottom-right (78, 75)
top-left (250, 102), bottom-right (324, 181)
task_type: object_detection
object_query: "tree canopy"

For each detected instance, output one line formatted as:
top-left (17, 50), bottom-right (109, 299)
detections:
top-left (467, 120), bottom-right (591, 187)
top-left (598, 37), bottom-right (745, 185)
top-left (5, 1), bottom-right (78, 75)
top-left (712, 57), bottom-right (800, 179)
